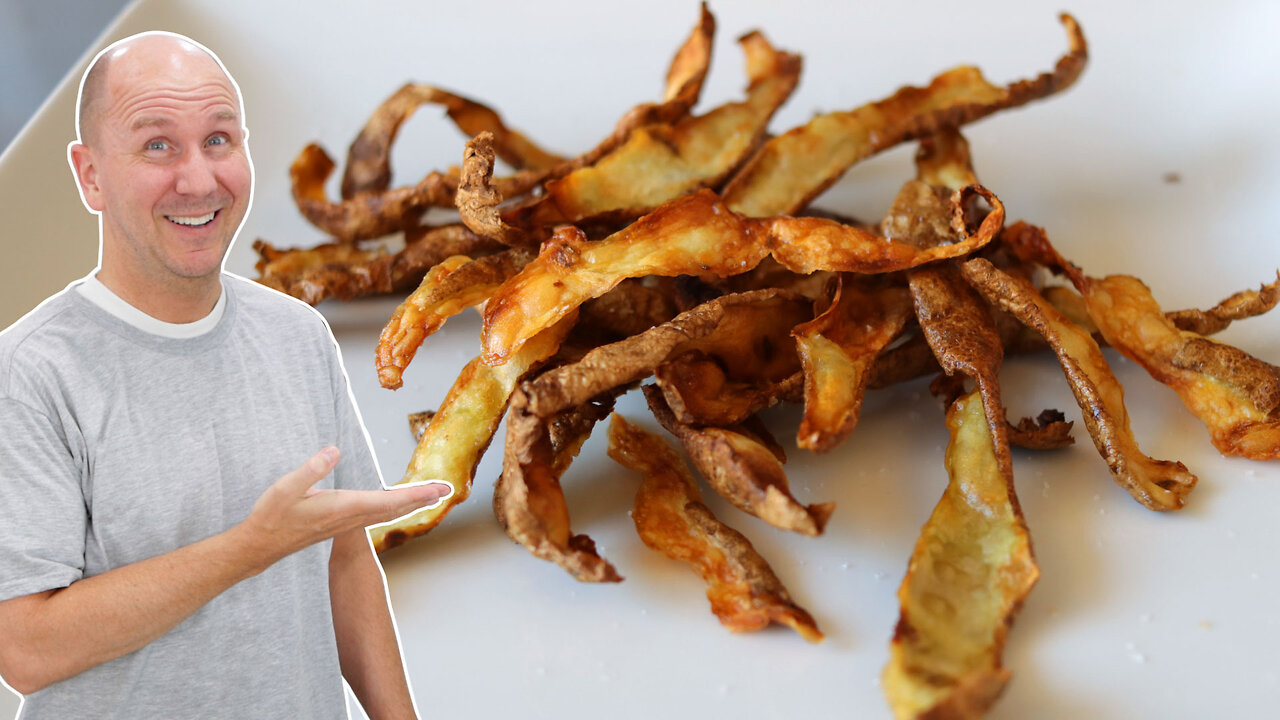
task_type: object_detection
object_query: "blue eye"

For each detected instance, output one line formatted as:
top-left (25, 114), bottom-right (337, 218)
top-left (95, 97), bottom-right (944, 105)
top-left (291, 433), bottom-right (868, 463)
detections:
top-left (207, 135), bottom-right (228, 147)
top-left (147, 140), bottom-right (169, 151)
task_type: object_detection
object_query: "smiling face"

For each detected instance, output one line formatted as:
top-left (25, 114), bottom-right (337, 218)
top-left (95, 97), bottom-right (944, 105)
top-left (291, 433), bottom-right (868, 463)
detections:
top-left (71, 35), bottom-right (252, 311)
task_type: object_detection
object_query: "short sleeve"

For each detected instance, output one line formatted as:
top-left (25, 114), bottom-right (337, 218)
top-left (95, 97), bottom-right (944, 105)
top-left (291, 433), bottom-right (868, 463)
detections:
top-left (0, 397), bottom-right (87, 602)
top-left (326, 335), bottom-right (384, 494)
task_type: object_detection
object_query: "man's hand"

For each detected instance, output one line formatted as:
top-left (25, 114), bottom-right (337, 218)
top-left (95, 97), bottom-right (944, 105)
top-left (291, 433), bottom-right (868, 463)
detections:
top-left (239, 447), bottom-right (451, 568)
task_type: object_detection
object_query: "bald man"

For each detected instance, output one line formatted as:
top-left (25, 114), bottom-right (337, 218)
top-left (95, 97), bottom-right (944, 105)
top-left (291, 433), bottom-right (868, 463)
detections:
top-left (0, 32), bottom-right (448, 719)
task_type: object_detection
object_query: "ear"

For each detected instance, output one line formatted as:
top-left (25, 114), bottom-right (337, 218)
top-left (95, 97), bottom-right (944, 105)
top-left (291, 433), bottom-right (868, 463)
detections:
top-left (68, 142), bottom-right (104, 213)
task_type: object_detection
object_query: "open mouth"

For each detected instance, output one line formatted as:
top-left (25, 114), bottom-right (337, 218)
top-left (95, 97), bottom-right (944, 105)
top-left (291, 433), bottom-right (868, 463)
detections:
top-left (166, 210), bottom-right (218, 227)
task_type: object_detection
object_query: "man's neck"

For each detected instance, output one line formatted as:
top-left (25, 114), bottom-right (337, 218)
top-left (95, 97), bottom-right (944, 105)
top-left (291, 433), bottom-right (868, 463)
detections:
top-left (96, 264), bottom-right (223, 324)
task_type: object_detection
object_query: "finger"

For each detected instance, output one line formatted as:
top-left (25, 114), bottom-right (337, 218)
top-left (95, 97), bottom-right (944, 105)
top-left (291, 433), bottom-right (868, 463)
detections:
top-left (327, 483), bottom-right (453, 528)
top-left (276, 446), bottom-right (341, 496)
top-left (395, 479), bottom-right (454, 509)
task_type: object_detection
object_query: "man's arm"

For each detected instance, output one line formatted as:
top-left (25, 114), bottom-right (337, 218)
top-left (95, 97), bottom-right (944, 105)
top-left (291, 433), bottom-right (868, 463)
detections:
top-left (330, 528), bottom-right (418, 720)
top-left (0, 447), bottom-right (447, 695)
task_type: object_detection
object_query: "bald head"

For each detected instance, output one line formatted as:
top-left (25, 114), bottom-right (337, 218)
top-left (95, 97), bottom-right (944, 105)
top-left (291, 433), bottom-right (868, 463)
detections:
top-left (77, 33), bottom-right (240, 146)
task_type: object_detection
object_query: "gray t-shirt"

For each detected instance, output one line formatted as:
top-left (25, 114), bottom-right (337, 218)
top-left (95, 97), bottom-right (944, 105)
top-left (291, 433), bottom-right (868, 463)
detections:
top-left (0, 273), bottom-right (382, 719)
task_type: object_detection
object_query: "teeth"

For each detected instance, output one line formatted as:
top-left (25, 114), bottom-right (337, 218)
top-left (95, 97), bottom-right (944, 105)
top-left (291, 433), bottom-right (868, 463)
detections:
top-left (168, 212), bottom-right (216, 226)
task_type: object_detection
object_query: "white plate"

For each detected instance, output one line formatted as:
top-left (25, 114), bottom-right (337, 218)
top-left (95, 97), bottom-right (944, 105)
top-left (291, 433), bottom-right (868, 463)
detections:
top-left (2, 1), bottom-right (1279, 718)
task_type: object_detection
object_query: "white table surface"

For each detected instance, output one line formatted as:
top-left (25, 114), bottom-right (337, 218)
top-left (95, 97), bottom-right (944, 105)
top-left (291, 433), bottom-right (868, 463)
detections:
top-left (2, 1), bottom-right (1278, 718)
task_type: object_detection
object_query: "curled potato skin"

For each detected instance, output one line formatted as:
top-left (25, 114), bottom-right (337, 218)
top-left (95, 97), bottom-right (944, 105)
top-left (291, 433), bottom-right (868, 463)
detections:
top-left (481, 185), bottom-right (1003, 365)
top-left (644, 386), bottom-right (833, 536)
top-left (370, 315), bottom-right (574, 552)
top-left (494, 386), bottom-right (622, 583)
top-left (607, 414), bottom-right (823, 642)
top-left (721, 14), bottom-right (1086, 218)
top-left (883, 390), bottom-right (1038, 720)
top-left (793, 279), bottom-right (913, 453)
top-left (961, 258), bottom-right (1198, 510)
top-left (376, 247), bottom-right (535, 390)
top-left (1078, 273), bottom-right (1280, 460)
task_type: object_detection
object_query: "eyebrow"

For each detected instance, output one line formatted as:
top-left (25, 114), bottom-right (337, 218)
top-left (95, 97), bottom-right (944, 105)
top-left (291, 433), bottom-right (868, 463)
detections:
top-left (130, 116), bottom-right (174, 132)
top-left (129, 109), bottom-right (241, 133)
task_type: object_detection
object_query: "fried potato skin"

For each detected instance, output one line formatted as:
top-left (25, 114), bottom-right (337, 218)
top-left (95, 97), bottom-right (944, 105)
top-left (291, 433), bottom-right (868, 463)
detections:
top-left (291, 142), bottom-right (458, 243)
top-left (644, 386), bottom-right (833, 536)
top-left (252, 224), bottom-right (501, 305)
top-left (882, 391), bottom-right (1038, 719)
top-left (653, 291), bottom-right (810, 426)
top-left (481, 186), bottom-right (1003, 365)
top-left (607, 414), bottom-right (823, 641)
top-left (369, 316), bottom-right (575, 553)
top-left (721, 14), bottom-right (1086, 218)
top-left (530, 31), bottom-right (801, 225)
top-left (494, 386), bottom-right (622, 582)
top-left (1081, 274), bottom-right (1280, 459)
top-left (376, 247), bottom-right (535, 389)
top-left (523, 289), bottom-right (805, 418)
top-left (961, 258), bottom-right (1198, 510)
top-left (793, 280), bottom-right (913, 452)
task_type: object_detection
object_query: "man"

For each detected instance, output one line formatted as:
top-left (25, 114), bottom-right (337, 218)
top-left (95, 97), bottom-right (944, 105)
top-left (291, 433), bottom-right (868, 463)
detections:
top-left (0, 32), bottom-right (449, 718)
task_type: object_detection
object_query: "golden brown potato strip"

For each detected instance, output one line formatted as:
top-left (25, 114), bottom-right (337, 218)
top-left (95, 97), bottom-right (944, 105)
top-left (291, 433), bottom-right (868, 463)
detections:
top-left (291, 142), bottom-right (459, 243)
top-left (296, 6), bottom-right (714, 242)
top-left (1165, 275), bottom-right (1280, 335)
top-left (517, 30), bottom-right (801, 226)
top-left (253, 224), bottom-right (500, 305)
top-left (1078, 274), bottom-right (1280, 459)
top-left (722, 14), bottom-right (1086, 217)
top-left (555, 2), bottom-right (715, 179)
top-left (655, 352), bottom-right (803, 428)
top-left (914, 126), bottom-right (979, 191)
top-left (369, 316), bottom-right (575, 553)
top-left (376, 255), bottom-right (468, 388)
top-left (494, 386), bottom-right (622, 583)
top-left (961, 258), bottom-right (1198, 510)
top-left (644, 386), bottom-right (832, 536)
top-left (606, 414), bottom-right (823, 641)
top-left (522, 289), bottom-right (805, 418)
top-left (576, 279), bottom-right (680, 340)
top-left (253, 238), bottom-right (387, 292)
top-left (882, 391), bottom-right (1038, 719)
top-left (341, 82), bottom-right (562, 201)
top-left (793, 279), bottom-right (913, 452)
top-left (1003, 220), bottom-right (1280, 337)
top-left (653, 293), bottom-right (809, 426)
top-left (906, 128), bottom-right (1073, 450)
top-left (909, 264), bottom-right (1005, 422)
top-left (455, 132), bottom-right (532, 246)
top-left (394, 224), bottom-right (506, 277)
top-left (376, 247), bottom-right (536, 389)
top-left (482, 185), bottom-right (1003, 365)
top-left (715, 257), bottom-right (835, 303)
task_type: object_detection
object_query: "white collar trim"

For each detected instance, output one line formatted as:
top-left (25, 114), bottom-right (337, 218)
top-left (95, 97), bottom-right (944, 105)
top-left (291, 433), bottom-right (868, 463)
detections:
top-left (76, 273), bottom-right (226, 339)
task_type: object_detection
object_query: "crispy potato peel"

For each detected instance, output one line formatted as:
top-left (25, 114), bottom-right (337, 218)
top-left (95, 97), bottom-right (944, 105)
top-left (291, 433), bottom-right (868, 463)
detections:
top-left (645, 386), bottom-right (833, 536)
top-left (1080, 273), bottom-right (1280, 459)
top-left (961, 258), bottom-right (1198, 510)
top-left (495, 386), bottom-right (622, 583)
top-left (521, 30), bottom-right (801, 226)
top-left (377, 247), bottom-right (536, 389)
top-left (722, 14), bottom-right (1086, 218)
top-left (369, 315), bottom-right (575, 553)
top-left (793, 279), bottom-right (913, 452)
top-left (607, 414), bottom-right (823, 641)
top-left (882, 391), bottom-right (1038, 719)
top-left (481, 185), bottom-right (1004, 365)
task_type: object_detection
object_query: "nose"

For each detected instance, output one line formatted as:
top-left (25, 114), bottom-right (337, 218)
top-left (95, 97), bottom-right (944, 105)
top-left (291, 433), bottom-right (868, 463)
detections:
top-left (174, 150), bottom-right (219, 197)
